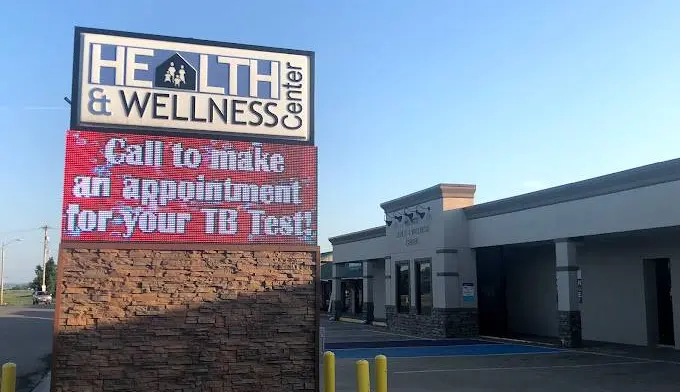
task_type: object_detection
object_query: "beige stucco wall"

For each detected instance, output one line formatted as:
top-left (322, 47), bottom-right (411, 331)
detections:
top-left (468, 180), bottom-right (680, 248)
top-left (332, 235), bottom-right (386, 263)
top-left (384, 196), bottom-right (476, 311)
top-left (579, 231), bottom-right (680, 348)
top-left (580, 250), bottom-right (647, 345)
top-left (443, 208), bottom-right (471, 249)
top-left (385, 198), bottom-right (444, 258)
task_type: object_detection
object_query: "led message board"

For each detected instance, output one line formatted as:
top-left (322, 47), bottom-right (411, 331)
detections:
top-left (71, 27), bottom-right (314, 143)
top-left (61, 130), bottom-right (317, 244)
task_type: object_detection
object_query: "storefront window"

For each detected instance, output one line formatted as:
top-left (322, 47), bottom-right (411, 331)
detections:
top-left (341, 279), bottom-right (363, 315)
top-left (342, 282), bottom-right (351, 312)
top-left (396, 262), bottom-right (410, 313)
top-left (416, 260), bottom-right (432, 315)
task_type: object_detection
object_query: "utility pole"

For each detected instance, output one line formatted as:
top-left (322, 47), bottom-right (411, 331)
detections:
top-left (40, 225), bottom-right (51, 292)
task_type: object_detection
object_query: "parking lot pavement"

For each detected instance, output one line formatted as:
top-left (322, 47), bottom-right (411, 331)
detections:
top-left (321, 317), bottom-right (428, 345)
top-left (321, 319), bottom-right (680, 392)
top-left (0, 307), bottom-right (54, 392)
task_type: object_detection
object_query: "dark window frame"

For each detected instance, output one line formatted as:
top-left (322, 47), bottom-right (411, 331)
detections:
top-left (415, 258), bottom-right (433, 315)
top-left (395, 261), bottom-right (411, 314)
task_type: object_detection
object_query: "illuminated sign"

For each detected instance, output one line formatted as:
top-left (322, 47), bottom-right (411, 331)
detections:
top-left (71, 27), bottom-right (314, 143)
top-left (61, 130), bottom-right (317, 244)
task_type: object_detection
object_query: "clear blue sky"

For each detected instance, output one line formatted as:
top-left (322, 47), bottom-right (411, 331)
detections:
top-left (2, 1), bottom-right (680, 282)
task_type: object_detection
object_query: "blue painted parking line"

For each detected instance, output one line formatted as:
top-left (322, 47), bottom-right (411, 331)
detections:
top-left (326, 339), bottom-right (498, 350)
top-left (332, 343), bottom-right (562, 359)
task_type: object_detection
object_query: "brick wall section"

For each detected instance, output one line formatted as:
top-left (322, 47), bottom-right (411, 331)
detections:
top-left (385, 306), bottom-right (478, 338)
top-left (53, 248), bottom-right (318, 392)
top-left (558, 310), bottom-right (582, 348)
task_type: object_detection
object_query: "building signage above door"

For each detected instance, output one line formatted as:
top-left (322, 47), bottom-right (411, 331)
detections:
top-left (386, 205), bottom-right (432, 246)
top-left (71, 27), bottom-right (314, 144)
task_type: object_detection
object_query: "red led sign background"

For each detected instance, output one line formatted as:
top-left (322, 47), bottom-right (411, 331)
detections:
top-left (61, 130), bottom-right (317, 244)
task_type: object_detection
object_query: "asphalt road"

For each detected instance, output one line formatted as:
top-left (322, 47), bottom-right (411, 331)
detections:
top-left (0, 307), bottom-right (54, 392)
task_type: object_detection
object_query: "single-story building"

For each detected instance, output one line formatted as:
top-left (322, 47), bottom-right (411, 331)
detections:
top-left (328, 158), bottom-right (680, 348)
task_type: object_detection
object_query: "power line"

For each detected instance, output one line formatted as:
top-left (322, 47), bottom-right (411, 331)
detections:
top-left (0, 227), bottom-right (41, 236)
top-left (0, 226), bottom-right (58, 237)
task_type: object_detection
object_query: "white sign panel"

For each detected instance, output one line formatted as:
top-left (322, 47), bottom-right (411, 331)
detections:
top-left (72, 27), bottom-right (314, 143)
top-left (462, 283), bottom-right (475, 302)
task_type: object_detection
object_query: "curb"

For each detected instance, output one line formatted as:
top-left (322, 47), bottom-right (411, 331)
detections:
top-left (31, 372), bottom-right (50, 392)
top-left (338, 317), bottom-right (364, 324)
top-left (334, 317), bottom-right (387, 327)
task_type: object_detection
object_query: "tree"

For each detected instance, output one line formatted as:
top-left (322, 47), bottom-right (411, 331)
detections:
top-left (31, 257), bottom-right (57, 295)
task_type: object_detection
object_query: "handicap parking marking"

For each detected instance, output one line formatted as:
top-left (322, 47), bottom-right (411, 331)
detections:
top-left (327, 338), bottom-right (500, 350)
top-left (332, 343), bottom-right (562, 359)
top-left (324, 330), bottom-right (431, 344)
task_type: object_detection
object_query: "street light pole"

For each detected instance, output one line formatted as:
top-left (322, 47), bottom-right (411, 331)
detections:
top-left (0, 238), bottom-right (22, 306)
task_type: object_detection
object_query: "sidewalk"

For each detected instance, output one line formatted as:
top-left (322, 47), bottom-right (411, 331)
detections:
top-left (31, 372), bottom-right (50, 392)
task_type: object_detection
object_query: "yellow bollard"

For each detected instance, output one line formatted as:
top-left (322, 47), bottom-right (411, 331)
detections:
top-left (375, 355), bottom-right (387, 392)
top-left (1, 362), bottom-right (16, 392)
top-left (355, 359), bottom-right (370, 392)
top-left (323, 351), bottom-right (335, 392)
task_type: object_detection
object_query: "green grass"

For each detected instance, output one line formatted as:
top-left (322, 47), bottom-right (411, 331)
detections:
top-left (2, 289), bottom-right (34, 306)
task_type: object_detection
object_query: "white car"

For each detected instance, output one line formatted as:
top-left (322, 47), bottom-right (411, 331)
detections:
top-left (32, 291), bottom-right (53, 305)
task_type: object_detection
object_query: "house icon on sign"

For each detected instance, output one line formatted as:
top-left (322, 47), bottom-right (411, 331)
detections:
top-left (154, 53), bottom-right (197, 91)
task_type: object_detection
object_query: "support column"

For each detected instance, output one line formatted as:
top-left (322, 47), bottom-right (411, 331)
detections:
top-left (555, 239), bottom-right (582, 347)
top-left (363, 260), bottom-right (375, 323)
top-left (433, 249), bottom-right (479, 338)
top-left (331, 263), bottom-right (343, 320)
top-left (385, 257), bottom-right (396, 324)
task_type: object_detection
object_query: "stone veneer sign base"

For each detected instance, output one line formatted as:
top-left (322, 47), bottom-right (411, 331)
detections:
top-left (52, 244), bottom-right (319, 392)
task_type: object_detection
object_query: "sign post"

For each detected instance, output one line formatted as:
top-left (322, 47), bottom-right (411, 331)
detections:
top-left (52, 27), bottom-right (318, 392)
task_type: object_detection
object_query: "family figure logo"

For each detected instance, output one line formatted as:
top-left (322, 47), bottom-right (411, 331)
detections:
top-left (154, 53), bottom-right (197, 91)
top-left (164, 63), bottom-right (186, 87)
